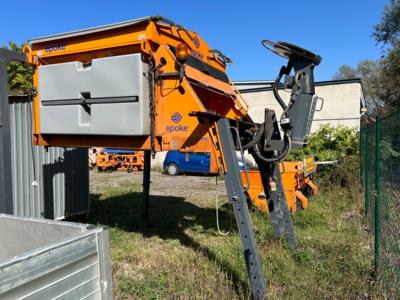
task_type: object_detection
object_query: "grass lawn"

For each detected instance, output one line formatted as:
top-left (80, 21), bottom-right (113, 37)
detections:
top-left (88, 171), bottom-right (382, 299)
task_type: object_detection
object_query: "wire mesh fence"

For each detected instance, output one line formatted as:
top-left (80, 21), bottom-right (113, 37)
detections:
top-left (360, 110), bottom-right (400, 298)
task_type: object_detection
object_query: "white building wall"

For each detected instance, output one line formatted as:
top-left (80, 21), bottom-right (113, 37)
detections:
top-left (240, 82), bottom-right (363, 133)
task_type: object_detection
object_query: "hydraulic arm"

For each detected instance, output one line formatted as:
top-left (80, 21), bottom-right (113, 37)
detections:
top-left (22, 16), bottom-right (321, 299)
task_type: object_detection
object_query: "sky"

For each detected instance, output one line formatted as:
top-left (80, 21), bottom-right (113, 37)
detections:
top-left (1, 0), bottom-right (388, 81)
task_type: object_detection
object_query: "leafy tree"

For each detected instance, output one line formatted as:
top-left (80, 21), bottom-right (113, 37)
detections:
top-left (333, 65), bottom-right (358, 80)
top-left (373, 0), bottom-right (400, 109)
top-left (378, 42), bottom-right (400, 107)
top-left (334, 0), bottom-right (400, 116)
top-left (4, 41), bottom-right (32, 95)
top-left (333, 60), bottom-right (384, 116)
top-left (373, 0), bottom-right (400, 45)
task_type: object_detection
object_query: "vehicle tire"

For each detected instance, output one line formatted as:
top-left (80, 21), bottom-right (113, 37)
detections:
top-left (166, 163), bottom-right (179, 176)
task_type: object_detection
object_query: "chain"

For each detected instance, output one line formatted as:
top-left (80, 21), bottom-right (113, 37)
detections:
top-left (148, 56), bottom-right (156, 157)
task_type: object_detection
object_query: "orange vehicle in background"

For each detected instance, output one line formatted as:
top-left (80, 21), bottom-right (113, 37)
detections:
top-left (242, 156), bottom-right (318, 213)
top-left (96, 149), bottom-right (144, 172)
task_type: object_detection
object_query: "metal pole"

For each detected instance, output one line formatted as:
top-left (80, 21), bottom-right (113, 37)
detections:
top-left (374, 118), bottom-right (381, 273)
top-left (0, 60), bottom-right (12, 213)
top-left (142, 150), bottom-right (151, 219)
top-left (359, 127), bottom-right (363, 186)
top-left (364, 126), bottom-right (370, 217)
top-left (0, 49), bottom-right (26, 214)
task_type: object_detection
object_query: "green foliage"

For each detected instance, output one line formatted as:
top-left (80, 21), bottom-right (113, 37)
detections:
top-left (4, 41), bottom-right (32, 95)
top-left (288, 124), bottom-right (358, 162)
top-left (381, 137), bottom-right (400, 160)
top-left (378, 41), bottom-right (400, 107)
top-left (373, 0), bottom-right (400, 46)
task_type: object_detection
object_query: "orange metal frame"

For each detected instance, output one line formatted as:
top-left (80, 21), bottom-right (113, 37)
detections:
top-left (25, 18), bottom-right (251, 176)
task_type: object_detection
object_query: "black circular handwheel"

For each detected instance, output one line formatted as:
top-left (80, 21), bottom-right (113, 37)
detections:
top-left (166, 163), bottom-right (179, 176)
top-left (262, 40), bottom-right (321, 65)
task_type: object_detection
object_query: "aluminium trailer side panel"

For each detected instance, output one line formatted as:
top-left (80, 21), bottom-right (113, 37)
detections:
top-left (9, 96), bottom-right (89, 219)
top-left (0, 214), bottom-right (113, 299)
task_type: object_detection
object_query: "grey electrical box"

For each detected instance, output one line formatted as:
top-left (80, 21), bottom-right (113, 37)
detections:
top-left (39, 53), bottom-right (149, 136)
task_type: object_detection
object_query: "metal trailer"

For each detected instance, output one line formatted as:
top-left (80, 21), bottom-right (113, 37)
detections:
top-left (0, 214), bottom-right (113, 299)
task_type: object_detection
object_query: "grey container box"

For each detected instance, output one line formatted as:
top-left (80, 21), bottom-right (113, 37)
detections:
top-left (9, 96), bottom-right (89, 219)
top-left (0, 213), bottom-right (113, 299)
top-left (38, 53), bottom-right (150, 136)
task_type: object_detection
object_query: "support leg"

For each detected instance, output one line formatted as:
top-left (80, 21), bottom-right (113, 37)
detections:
top-left (253, 158), bottom-right (298, 249)
top-left (216, 118), bottom-right (267, 300)
top-left (142, 150), bottom-right (151, 219)
top-left (273, 165), bottom-right (298, 248)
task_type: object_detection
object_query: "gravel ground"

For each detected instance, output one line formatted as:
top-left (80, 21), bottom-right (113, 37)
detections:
top-left (90, 170), bottom-right (227, 203)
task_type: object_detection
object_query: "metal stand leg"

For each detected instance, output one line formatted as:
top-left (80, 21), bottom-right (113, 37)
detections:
top-left (0, 50), bottom-right (26, 214)
top-left (142, 150), bottom-right (151, 219)
top-left (272, 164), bottom-right (298, 248)
top-left (216, 118), bottom-right (267, 300)
top-left (253, 158), bottom-right (298, 249)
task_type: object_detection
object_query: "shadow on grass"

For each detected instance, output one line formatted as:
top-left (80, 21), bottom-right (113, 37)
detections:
top-left (88, 192), bottom-right (248, 295)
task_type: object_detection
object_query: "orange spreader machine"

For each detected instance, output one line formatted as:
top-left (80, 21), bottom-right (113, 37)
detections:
top-left (96, 149), bottom-right (144, 172)
top-left (242, 156), bottom-right (319, 213)
top-left (21, 16), bottom-right (322, 299)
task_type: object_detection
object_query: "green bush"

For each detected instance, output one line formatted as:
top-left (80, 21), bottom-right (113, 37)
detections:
top-left (288, 125), bottom-right (359, 187)
top-left (4, 41), bottom-right (33, 96)
top-left (288, 124), bottom-right (358, 162)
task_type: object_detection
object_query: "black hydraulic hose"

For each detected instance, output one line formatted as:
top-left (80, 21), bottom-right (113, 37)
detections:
top-left (273, 63), bottom-right (293, 112)
top-left (242, 125), bottom-right (264, 151)
top-left (273, 77), bottom-right (287, 111)
top-left (251, 132), bottom-right (292, 164)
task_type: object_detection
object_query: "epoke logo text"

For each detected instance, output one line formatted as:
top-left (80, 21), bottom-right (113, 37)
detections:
top-left (45, 43), bottom-right (66, 53)
top-left (166, 125), bottom-right (189, 133)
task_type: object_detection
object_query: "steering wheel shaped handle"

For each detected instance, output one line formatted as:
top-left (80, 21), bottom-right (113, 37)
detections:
top-left (262, 40), bottom-right (321, 66)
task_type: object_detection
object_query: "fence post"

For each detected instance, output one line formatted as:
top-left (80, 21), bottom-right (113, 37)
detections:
top-left (374, 118), bottom-right (381, 273)
top-left (365, 126), bottom-right (369, 217)
top-left (359, 128), bottom-right (363, 185)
